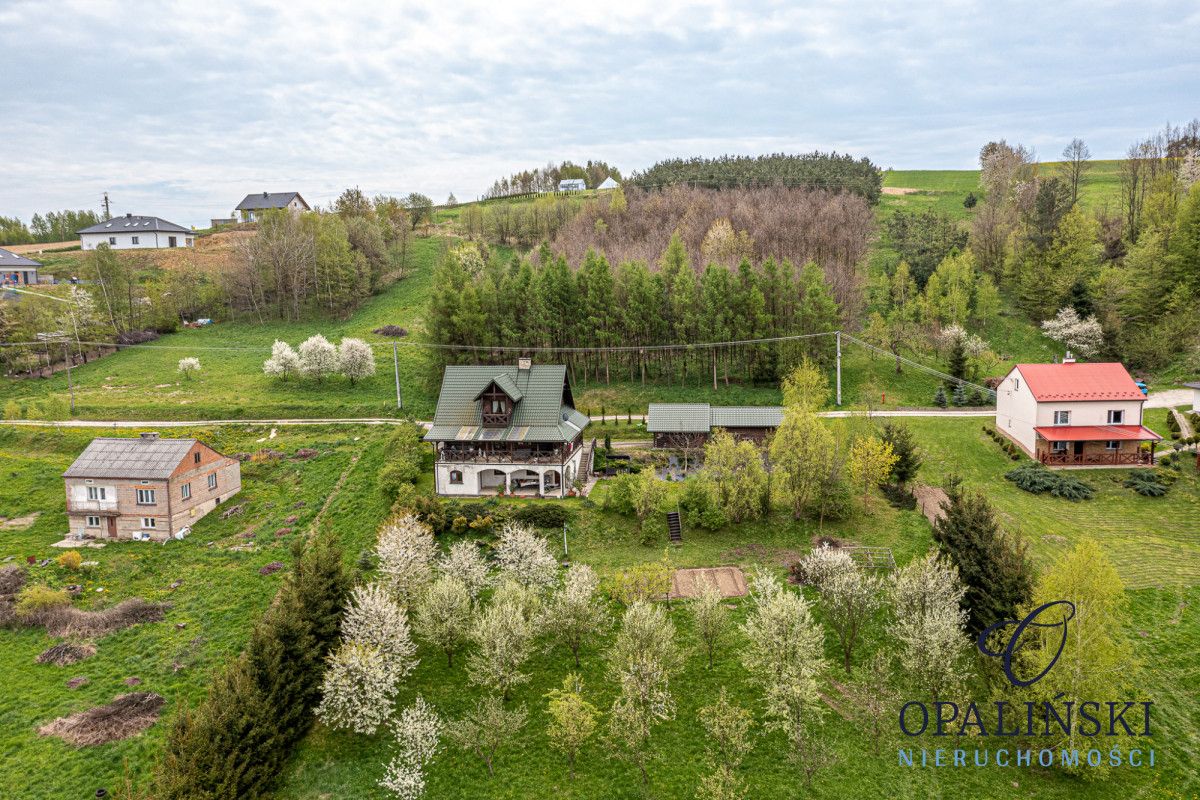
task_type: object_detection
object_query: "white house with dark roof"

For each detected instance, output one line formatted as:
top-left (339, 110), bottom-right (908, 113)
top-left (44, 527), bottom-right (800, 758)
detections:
top-left (79, 213), bottom-right (193, 250)
top-left (0, 247), bottom-right (40, 285)
top-left (557, 178), bottom-right (586, 192)
top-left (995, 359), bottom-right (1160, 466)
top-left (62, 432), bottom-right (241, 541)
top-left (235, 191), bottom-right (310, 221)
top-left (424, 360), bottom-right (590, 497)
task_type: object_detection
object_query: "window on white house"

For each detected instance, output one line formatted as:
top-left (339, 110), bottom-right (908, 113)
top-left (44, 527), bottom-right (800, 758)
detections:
top-left (207, 473), bottom-right (217, 490)
top-left (168, 236), bottom-right (177, 248)
top-left (1105, 440), bottom-right (1119, 450)
top-left (86, 486), bottom-right (106, 501)
top-left (1107, 410), bottom-right (1124, 424)
top-left (1054, 411), bottom-right (1071, 425)
top-left (1051, 441), bottom-right (1069, 453)
top-left (108, 236), bottom-right (116, 245)
top-left (181, 482), bottom-right (191, 500)
top-left (186, 238), bottom-right (193, 246)
top-left (141, 517), bottom-right (157, 529)
top-left (86, 516), bottom-right (100, 527)
top-left (131, 236), bottom-right (139, 244)
top-left (449, 470), bottom-right (463, 485)
top-left (136, 488), bottom-right (156, 505)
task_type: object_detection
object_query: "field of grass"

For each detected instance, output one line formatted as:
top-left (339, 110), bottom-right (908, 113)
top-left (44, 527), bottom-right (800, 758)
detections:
top-left (0, 424), bottom-right (397, 797)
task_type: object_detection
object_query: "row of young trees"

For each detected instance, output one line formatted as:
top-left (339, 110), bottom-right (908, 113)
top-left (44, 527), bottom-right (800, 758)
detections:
top-left (426, 239), bottom-right (844, 389)
top-left (0, 208), bottom-right (102, 245)
top-left (482, 159), bottom-right (622, 199)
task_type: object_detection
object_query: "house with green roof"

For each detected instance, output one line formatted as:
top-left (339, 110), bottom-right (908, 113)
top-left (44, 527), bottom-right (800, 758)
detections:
top-left (646, 403), bottom-right (783, 448)
top-left (424, 360), bottom-right (590, 497)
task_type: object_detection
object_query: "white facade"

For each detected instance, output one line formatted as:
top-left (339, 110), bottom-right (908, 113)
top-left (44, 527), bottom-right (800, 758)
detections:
top-left (996, 366), bottom-right (1146, 455)
top-left (240, 195), bottom-right (307, 221)
top-left (433, 446), bottom-right (585, 499)
top-left (81, 230), bottom-right (193, 251)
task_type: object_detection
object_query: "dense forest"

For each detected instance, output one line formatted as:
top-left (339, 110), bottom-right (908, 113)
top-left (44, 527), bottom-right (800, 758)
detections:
top-left (628, 152), bottom-right (883, 204)
top-left (425, 236), bottom-right (843, 388)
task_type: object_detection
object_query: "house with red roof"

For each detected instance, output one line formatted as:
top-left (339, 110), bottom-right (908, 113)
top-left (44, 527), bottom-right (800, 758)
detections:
top-left (995, 357), bottom-right (1160, 467)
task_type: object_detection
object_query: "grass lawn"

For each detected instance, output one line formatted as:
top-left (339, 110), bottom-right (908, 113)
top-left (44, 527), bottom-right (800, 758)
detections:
top-left (0, 424), bottom-right (396, 797)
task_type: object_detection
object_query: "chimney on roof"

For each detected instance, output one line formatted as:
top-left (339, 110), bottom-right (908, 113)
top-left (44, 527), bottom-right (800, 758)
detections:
top-left (126, 212), bottom-right (132, 218)
top-left (140, 431), bottom-right (160, 440)
top-left (517, 357), bottom-right (532, 371)
top-left (263, 191), bottom-right (269, 198)
top-left (1063, 351), bottom-right (1075, 364)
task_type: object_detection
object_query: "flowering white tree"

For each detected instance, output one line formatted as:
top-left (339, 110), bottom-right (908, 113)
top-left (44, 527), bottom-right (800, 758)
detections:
top-left (298, 333), bottom-right (338, 382)
top-left (937, 324), bottom-right (988, 357)
top-left (381, 696), bottom-right (442, 799)
top-left (739, 570), bottom-right (825, 691)
top-left (540, 563), bottom-right (610, 667)
top-left (607, 657), bottom-right (676, 790)
top-left (492, 522), bottom-right (558, 588)
top-left (377, 515), bottom-right (438, 604)
top-left (437, 540), bottom-right (491, 597)
top-left (263, 339), bottom-right (301, 379)
top-left (1040, 307), bottom-right (1104, 358)
top-left (413, 575), bottom-right (474, 667)
top-left (801, 547), bottom-right (882, 674)
top-left (466, 590), bottom-right (536, 700)
top-left (316, 642), bottom-right (400, 734)
top-left (341, 582), bottom-right (419, 676)
top-left (177, 356), bottom-right (200, 379)
top-left (608, 600), bottom-right (683, 678)
top-left (888, 551), bottom-right (970, 700)
top-left (338, 337), bottom-right (377, 385)
top-left (691, 576), bottom-right (733, 669)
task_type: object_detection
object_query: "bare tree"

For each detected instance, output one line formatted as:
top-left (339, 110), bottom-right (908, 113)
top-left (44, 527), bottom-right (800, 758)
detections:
top-left (1059, 138), bottom-right (1092, 204)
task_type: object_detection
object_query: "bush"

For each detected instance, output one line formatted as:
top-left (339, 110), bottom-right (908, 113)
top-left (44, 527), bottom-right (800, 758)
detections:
top-left (879, 482), bottom-right (917, 510)
top-left (1166, 412), bottom-right (1181, 439)
top-left (1004, 463), bottom-right (1094, 500)
top-left (511, 504), bottom-right (573, 529)
top-left (56, 550), bottom-right (82, 570)
top-left (679, 477), bottom-right (726, 530)
top-left (601, 473), bottom-right (637, 516)
top-left (1125, 471), bottom-right (1170, 497)
top-left (377, 424), bottom-right (426, 497)
top-left (15, 584), bottom-right (71, 615)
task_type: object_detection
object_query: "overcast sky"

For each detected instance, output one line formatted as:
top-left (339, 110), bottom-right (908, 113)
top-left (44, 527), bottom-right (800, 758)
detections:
top-left (2, 0), bottom-right (1197, 227)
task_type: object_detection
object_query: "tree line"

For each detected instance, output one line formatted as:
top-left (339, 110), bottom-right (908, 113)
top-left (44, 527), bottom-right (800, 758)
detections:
top-left (0, 209), bottom-right (102, 245)
top-left (628, 152), bottom-right (883, 204)
top-left (425, 235), bottom-right (843, 389)
top-left (483, 159), bottom-right (622, 199)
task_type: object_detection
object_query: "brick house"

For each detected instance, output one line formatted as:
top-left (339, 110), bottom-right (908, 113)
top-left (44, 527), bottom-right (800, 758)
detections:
top-left (995, 359), bottom-right (1160, 467)
top-left (62, 433), bottom-right (241, 541)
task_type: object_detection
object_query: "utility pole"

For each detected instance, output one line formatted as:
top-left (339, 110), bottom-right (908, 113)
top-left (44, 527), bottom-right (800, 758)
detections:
top-left (392, 341), bottom-right (402, 410)
top-left (102, 191), bottom-right (111, 220)
top-left (63, 341), bottom-right (74, 414)
top-left (835, 330), bottom-right (842, 406)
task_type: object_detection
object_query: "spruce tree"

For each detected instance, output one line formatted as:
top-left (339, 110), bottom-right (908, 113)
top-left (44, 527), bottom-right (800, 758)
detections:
top-left (933, 386), bottom-right (948, 408)
top-left (879, 423), bottom-right (922, 486)
top-left (952, 383), bottom-right (967, 406)
top-left (931, 476), bottom-right (1033, 635)
top-left (947, 336), bottom-right (967, 381)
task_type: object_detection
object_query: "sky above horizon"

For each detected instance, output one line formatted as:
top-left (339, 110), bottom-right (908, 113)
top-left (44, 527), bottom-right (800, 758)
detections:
top-left (2, 0), bottom-right (1197, 228)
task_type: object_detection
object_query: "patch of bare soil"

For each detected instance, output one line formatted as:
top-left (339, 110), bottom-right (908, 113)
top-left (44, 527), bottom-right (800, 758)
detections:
top-left (0, 565), bottom-right (26, 597)
top-left (912, 485), bottom-right (948, 526)
top-left (881, 187), bottom-right (919, 195)
top-left (719, 543), bottom-right (806, 567)
top-left (38, 692), bottom-right (165, 746)
top-left (28, 598), bottom-right (169, 638)
top-left (36, 642), bottom-right (96, 666)
top-left (1, 512), bottom-right (40, 530)
top-left (670, 567), bottom-right (748, 599)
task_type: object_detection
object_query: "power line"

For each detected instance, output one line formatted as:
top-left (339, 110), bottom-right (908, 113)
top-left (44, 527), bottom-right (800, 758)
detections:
top-left (840, 333), bottom-right (997, 397)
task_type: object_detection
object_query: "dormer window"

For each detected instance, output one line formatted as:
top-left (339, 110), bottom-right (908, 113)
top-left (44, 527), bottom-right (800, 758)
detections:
top-left (476, 376), bottom-right (522, 428)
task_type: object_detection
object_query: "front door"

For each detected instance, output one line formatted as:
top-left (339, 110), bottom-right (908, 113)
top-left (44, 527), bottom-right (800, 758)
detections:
top-left (106, 517), bottom-right (117, 538)
top-left (1073, 441), bottom-right (1084, 461)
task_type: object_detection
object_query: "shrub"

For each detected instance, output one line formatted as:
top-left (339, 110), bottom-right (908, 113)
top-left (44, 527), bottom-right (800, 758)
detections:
top-left (879, 482), bottom-right (917, 510)
top-left (56, 550), bottom-right (83, 570)
top-left (679, 477), bottom-right (727, 530)
top-left (601, 473), bottom-right (637, 515)
top-left (1166, 412), bottom-right (1181, 439)
top-left (1004, 463), bottom-right (1094, 500)
top-left (511, 504), bottom-right (573, 529)
top-left (15, 584), bottom-right (71, 615)
top-left (1124, 471), bottom-right (1170, 497)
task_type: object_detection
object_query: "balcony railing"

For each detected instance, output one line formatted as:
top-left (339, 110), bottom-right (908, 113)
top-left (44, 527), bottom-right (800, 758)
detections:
top-left (1039, 451), bottom-right (1153, 466)
top-left (438, 448), bottom-right (568, 465)
top-left (67, 498), bottom-right (119, 514)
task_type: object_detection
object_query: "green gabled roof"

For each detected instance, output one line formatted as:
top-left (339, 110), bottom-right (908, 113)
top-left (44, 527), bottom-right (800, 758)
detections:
top-left (647, 403), bottom-right (784, 433)
top-left (425, 365), bottom-right (588, 443)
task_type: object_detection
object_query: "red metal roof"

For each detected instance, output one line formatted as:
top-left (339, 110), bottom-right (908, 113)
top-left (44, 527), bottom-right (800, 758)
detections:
top-left (1015, 362), bottom-right (1146, 401)
top-left (1034, 425), bottom-right (1161, 442)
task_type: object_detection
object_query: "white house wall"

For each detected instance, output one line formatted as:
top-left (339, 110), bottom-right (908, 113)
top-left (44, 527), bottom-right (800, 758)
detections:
top-left (434, 446), bottom-right (584, 498)
top-left (81, 230), bottom-right (194, 251)
top-left (996, 369), bottom-right (1039, 453)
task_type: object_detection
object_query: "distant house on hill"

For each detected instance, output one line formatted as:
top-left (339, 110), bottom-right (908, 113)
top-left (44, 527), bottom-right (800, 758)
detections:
top-left (597, 176), bottom-right (620, 190)
top-left (62, 432), bottom-right (241, 541)
top-left (424, 360), bottom-right (590, 497)
top-left (0, 247), bottom-right (40, 286)
top-left (235, 191), bottom-right (310, 221)
top-left (995, 357), bottom-right (1160, 467)
top-left (647, 403), bottom-right (784, 448)
top-left (79, 214), bottom-right (193, 250)
top-left (558, 178), bottom-right (586, 192)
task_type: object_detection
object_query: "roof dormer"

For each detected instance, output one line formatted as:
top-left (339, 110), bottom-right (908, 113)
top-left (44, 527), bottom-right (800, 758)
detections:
top-left (475, 374), bottom-right (523, 427)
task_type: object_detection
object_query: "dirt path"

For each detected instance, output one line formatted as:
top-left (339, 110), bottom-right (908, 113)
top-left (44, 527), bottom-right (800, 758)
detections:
top-left (308, 454), bottom-right (361, 540)
top-left (912, 485), bottom-right (948, 526)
